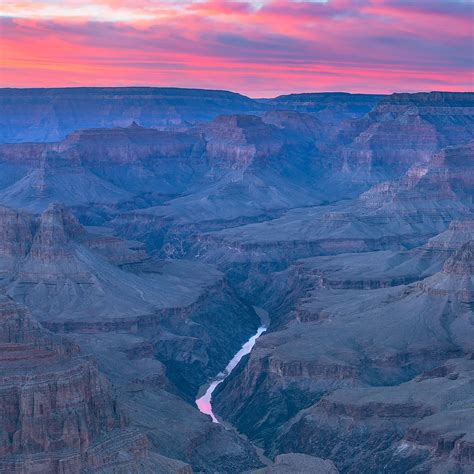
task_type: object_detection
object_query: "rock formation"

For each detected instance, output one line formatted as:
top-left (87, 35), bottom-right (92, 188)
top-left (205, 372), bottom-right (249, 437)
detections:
top-left (0, 88), bottom-right (472, 473)
top-left (262, 92), bottom-right (385, 125)
top-left (0, 87), bottom-right (261, 142)
top-left (336, 91), bottom-right (474, 179)
top-left (0, 294), bottom-right (150, 473)
top-left (213, 237), bottom-right (473, 472)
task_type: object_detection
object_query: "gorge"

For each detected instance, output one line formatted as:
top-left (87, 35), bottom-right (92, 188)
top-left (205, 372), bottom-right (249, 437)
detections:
top-left (0, 87), bottom-right (472, 473)
top-left (196, 307), bottom-right (269, 423)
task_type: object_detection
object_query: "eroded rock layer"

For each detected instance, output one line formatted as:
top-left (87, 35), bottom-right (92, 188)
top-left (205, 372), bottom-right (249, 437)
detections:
top-left (0, 295), bottom-right (149, 473)
top-left (0, 89), bottom-right (473, 473)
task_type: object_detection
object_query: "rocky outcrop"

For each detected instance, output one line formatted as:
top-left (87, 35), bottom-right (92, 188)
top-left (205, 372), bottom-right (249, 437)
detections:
top-left (0, 88), bottom-right (385, 144)
top-left (192, 141), bottom-right (473, 274)
top-left (443, 240), bottom-right (474, 275)
top-left (0, 294), bottom-right (149, 473)
top-left (0, 204), bottom-right (261, 402)
top-left (0, 206), bottom-right (35, 260)
top-left (261, 110), bottom-right (324, 141)
top-left (272, 359), bottom-right (474, 473)
top-left (359, 140), bottom-right (474, 208)
top-left (426, 219), bottom-right (474, 251)
top-left (336, 91), bottom-right (474, 179)
top-left (418, 240), bottom-right (473, 299)
top-left (0, 151), bottom-right (131, 212)
top-left (214, 241), bottom-right (473, 468)
top-left (83, 233), bottom-right (149, 267)
top-left (0, 264), bottom-right (260, 474)
top-left (198, 114), bottom-right (318, 171)
top-left (0, 89), bottom-right (472, 473)
top-left (1, 91), bottom-right (471, 223)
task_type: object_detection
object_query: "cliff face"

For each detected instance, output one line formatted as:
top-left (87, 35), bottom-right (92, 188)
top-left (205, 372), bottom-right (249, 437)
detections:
top-left (262, 92), bottom-right (385, 125)
top-left (0, 206), bottom-right (35, 261)
top-left (213, 233), bottom-right (474, 472)
top-left (0, 88), bottom-right (384, 144)
top-left (336, 92), bottom-right (474, 179)
top-left (115, 117), bottom-right (474, 267)
top-left (0, 295), bottom-right (149, 473)
top-left (0, 89), bottom-right (472, 473)
top-left (204, 175), bottom-right (473, 472)
top-left (0, 204), bottom-right (260, 397)
top-left (0, 200), bottom-right (265, 471)
top-left (273, 358), bottom-right (474, 473)
top-left (192, 140), bottom-right (473, 278)
top-left (0, 87), bottom-right (261, 142)
top-left (0, 127), bottom-right (207, 210)
top-left (0, 91), bottom-right (471, 220)
top-left (0, 151), bottom-right (132, 213)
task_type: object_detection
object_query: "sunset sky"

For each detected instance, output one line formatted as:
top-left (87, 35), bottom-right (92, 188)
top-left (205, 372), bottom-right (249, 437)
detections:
top-left (0, 0), bottom-right (472, 96)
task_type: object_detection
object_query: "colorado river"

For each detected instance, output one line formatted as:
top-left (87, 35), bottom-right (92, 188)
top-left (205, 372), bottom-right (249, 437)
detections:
top-left (196, 307), bottom-right (269, 423)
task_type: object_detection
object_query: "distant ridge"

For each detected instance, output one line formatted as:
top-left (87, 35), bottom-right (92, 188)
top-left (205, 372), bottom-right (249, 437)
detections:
top-left (0, 87), bottom-right (261, 143)
top-left (0, 88), bottom-right (470, 143)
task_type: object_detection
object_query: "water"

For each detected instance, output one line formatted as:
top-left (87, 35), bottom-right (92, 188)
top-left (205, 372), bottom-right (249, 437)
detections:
top-left (195, 307), bottom-right (268, 423)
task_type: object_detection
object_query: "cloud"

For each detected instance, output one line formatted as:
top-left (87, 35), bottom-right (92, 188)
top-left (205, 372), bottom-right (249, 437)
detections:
top-left (0, 0), bottom-right (472, 95)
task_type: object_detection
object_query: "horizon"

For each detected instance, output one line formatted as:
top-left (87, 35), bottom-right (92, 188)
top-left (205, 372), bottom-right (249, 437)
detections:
top-left (1, 0), bottom-right (472, 96)
top-left (0, 85), bottom-right (471, 100)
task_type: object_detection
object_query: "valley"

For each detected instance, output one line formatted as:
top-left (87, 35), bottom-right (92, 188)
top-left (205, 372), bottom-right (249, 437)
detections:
top-left (196, 307), bottom-right (269, 423)
top-left (0, 88), bottom-right (472, 473)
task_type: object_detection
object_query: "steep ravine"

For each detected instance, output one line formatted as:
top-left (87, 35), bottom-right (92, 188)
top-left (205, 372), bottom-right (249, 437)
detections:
top-left (196, 306), bottom-right (270, 422)
top-left (193, 306), bottom-right (335, 472)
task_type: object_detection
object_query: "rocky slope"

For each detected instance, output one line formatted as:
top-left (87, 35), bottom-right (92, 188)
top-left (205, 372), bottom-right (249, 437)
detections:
top-left (0, 124), bottom-right (206, 212)
top-left (0, 113), bottom-right (327, 219)
top-left (0, 203), bottom-right (260, 394)
top-left (108, 112), bottom-right (328, 253)
top-left (253, 453), bottom-right (338, 473)
top-left (191, 140), bottom-right (473, 279)
top-left (213, 239), bottom-right (474, 472)
top-left (0, 151), bottom-right (131, 213)
top-left (0, 91), bottom-right (471, 221)
top-left (335, 91), bottom-right (474, 180)
top-left (0, 202), bottom-right (264, 472)
top-left (0, 89), bottom-right (473, 473)
top-left (275, 357), bottom-right (474, 473)
top-left (0, 294), bottom-right (151, 473)
top-left (74, 329), bottom-right (263, 473)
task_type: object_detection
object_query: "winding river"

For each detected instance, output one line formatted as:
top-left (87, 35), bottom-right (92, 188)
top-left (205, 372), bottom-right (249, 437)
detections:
top-left (196, 307), bottom-right (269, 423)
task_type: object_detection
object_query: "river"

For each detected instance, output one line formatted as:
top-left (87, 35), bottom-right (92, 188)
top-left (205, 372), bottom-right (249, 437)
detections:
top-left (195, 307), bottom-right (269, 423)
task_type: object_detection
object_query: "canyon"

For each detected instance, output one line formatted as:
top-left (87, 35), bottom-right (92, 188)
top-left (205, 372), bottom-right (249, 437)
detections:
top-left (0, 88), bottom-right (472, 473)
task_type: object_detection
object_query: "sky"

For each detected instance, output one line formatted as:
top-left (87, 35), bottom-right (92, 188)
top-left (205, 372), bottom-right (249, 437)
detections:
top-left (0, 0), bottom-right (473, 97)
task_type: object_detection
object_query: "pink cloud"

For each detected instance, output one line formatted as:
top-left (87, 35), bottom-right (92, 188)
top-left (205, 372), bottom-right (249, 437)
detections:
top-left (0, 1), bottom-right (472, 96)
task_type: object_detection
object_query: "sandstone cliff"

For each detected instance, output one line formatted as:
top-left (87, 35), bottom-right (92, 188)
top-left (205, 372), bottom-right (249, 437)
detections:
top-left (0, 295), bottom-right (149, 473)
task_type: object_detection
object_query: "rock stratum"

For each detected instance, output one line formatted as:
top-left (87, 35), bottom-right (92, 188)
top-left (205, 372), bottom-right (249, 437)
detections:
top-left (0, 88), bottom-right (473, 473)
top-left (0, 294), bottom-right (150, 473)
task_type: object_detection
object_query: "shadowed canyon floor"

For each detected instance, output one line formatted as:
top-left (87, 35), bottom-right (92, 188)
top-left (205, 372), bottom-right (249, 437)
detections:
top-left (0, 88), bottom-right (473, 473)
